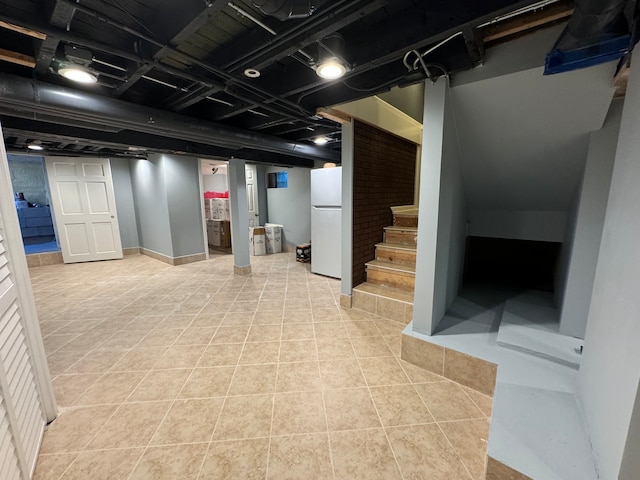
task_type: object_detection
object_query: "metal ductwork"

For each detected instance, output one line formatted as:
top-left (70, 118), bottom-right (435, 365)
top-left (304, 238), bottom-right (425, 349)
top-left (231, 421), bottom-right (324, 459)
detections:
top-left (0, 74), bottom-right (338, 162)
top-left (252, 0), bottom-right (313, 20)
top-left (544, 0), bottom-right (638, 74)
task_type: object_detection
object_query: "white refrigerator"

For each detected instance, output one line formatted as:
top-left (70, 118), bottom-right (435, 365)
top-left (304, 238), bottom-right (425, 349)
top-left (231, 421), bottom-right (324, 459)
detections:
top-left (310, 166), bottom-right (342, 279)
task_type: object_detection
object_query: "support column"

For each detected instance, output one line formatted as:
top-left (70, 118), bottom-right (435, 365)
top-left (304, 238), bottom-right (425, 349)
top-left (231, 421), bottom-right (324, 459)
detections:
top-left (228, 159), bottom-right (251, 275)
top-left (412, 78), bottom-right (447, 335)
top-left (340, 121), bottom-right (354, 308)
top-left (578, 57), bottom-right (640, 479)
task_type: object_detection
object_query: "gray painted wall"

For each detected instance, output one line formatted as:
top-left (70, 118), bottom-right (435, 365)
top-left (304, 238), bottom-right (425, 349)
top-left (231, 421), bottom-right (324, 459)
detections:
top-left (130, 155), bottom-right (173, 257)
top-left (413, 78), bottom-right (467, 334)
top-left (256, 164), bottom-right (268, 227)
top-left (578, 61), bottom-right (640, 480)
top-left (164, 155), bottom-right (205, 257)
top-left (432, 86), bottom-right (468, 329)
top-left (558, 101), bottom-right (622, 338)
top-left (111, 159), bottom-right (139, 249)
top-left (203, 173), bottom-right (228, 193)
top-left (266, 166), bottom-right (311, 247)
top-left (468, 210), bottom-right (567, 242)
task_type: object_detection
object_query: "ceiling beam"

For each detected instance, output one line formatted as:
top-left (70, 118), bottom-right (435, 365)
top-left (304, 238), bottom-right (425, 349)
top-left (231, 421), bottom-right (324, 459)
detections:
top-left (0, 21), bottom-right (46, 39)
top-left (0, 48), bottom-right (36, 68)
top-left (35, 0), bottom-right (76, 74)
top-left (112, 0), bottom-right (228, 97)
top-left (481, 1), bottom-right (574, 43)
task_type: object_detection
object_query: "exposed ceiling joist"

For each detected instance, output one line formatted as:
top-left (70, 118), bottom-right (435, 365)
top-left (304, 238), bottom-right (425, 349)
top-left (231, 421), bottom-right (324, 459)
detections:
top-left (0, 20), bottom-right (46, 39)
top-left (0, 48), bottom-right (35, 68)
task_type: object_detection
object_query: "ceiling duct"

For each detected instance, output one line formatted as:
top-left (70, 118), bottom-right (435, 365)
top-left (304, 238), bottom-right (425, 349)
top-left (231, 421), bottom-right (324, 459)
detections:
top-left (252, 0), bottom-right (313, 20)
top-left (544, 0), bottom-right (637, 74)
top-left (0, 74), bottom-right (338, 162)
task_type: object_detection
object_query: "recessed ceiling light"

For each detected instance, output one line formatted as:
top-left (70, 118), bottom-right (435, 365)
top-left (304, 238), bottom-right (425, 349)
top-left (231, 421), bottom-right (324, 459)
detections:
top-left (313, 137), bottom-right (329, 145)
top-left (58, 67), bottom-right (98, 84)
top-left (244, 68), bottom-right (261, 78)
top-left (315, 59), bottom-right (347, 80)
top-left (27, 143), bottom-right (44, 151)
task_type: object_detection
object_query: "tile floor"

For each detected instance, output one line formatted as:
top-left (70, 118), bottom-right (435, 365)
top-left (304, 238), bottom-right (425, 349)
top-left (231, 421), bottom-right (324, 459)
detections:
top-left (31, 252), bottom-right (492, 480)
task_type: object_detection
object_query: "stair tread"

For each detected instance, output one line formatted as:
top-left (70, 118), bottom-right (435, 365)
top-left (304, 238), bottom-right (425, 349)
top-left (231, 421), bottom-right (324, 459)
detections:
top-left (366, 259), bottom-right (416, 274)
top-left (384, 225), bottom-right (418, 232)
top-left (376, 242), bottom-right (417, 252)
top-left (354, 282), bottom-right (414, 303)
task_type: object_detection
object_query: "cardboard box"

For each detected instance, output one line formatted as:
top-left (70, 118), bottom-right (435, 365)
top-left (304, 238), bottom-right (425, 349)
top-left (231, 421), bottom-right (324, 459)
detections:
top-left (264, 223), bottom-right (282, 254)
top-left (207, 220), bottom-right (231, 248)
top-left (204, 198), bottom-right (230, 221)
top-left (249, 227), bottom-right (266, 256)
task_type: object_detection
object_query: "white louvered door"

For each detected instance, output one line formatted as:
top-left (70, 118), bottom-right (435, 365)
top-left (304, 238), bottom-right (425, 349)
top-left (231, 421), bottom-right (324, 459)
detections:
top-left (0, 220), bottom-right (47, 479)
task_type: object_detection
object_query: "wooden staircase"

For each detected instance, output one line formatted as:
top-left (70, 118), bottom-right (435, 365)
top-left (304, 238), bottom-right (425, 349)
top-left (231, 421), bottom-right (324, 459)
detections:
top-left (352, 207), bottom-right (417, 324)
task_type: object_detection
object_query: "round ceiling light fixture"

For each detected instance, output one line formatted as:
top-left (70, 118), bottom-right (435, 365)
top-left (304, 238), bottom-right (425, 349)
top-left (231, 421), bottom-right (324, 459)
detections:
top-left (27, 142), bottom-right (44, 151)
top-left (58, 66), bottom-right (98, 84)
top-left (244, 68), bottom-right (261, 78)
top-left (313, 136), bottom-right (329, 145)
top-left (315, 58), bottom-right (347, 80)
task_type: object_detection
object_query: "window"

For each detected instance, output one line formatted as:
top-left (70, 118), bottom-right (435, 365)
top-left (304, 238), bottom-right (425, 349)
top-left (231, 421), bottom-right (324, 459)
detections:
top-left (266, 171), bottom-right (288, 188)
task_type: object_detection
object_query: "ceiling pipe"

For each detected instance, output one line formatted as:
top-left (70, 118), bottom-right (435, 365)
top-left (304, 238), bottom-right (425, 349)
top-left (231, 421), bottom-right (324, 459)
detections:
top-left (0, 74), bottom-right (338, 162)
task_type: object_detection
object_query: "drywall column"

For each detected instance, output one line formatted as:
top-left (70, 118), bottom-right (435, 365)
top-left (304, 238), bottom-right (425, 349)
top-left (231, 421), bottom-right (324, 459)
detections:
top-left (412, 78), bottom-right (446, 335)
top-left (229, 158), bottom-right (251, 275)
top-left (559, 100), bottom-right (621, 338)
top-left (340, 121), bottom-right (354, 307)
top-left (578, 58), bottom-right (640, 480)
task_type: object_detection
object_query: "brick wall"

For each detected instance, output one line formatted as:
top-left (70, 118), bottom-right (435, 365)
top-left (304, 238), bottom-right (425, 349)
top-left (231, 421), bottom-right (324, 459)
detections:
top-left (352, 120), bottom-right (417, 286)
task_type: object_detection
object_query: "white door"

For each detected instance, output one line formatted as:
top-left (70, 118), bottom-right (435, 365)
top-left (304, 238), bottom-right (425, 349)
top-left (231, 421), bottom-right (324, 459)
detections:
top-left (245, 164), bottom-right (259, 227)
top-left (0, 217), bottom-right (48, 479)
top-left (311, 206), bottom-right (342, 279)
top-left (45, 157), bottom-right (123, 263)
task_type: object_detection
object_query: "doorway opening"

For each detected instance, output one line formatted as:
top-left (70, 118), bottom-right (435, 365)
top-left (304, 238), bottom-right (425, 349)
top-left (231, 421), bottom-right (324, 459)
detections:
top-left (7, 155), bottom-right (60, 255)
top-left (200, 159), bottom-right (232, 258)
top-left (463, 236), bottom-right (561, 292)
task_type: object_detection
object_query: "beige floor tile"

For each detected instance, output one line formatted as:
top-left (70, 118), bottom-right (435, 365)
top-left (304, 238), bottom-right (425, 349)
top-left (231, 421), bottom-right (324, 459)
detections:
top-left (33, 453), bottom-right (78, 480)
top-left (373, 319), bottom-right (405, 336)
top-left (314, 321), bottom-right (349, 338)
top-left (400, 359), bottom-right (446, 384)
top-left (100, 330), bottom-right (147, 349)
top-left (213, 394), bottom-right (273, 440)
top-left (52, 374), bottom-right (101, 406)
top-left (312, 307), bottom-right (342, 322)
top-left (153, 345), bottom-right (206, 369)
top-left (198, 343), bottom-right (243, 367)
top-left (40, 405), bottom-right (118, 453)
top-left (350, 336), bottom-right (394, 358)
top-left (267, 433), bottom-right (333, 480)
top-left (109, 347), bottom-right (167, 372)
top-left (179, 366), bottom-right (235, 398)
top-left (221, 312), bottom-right (255, 326)
top-left (323, 387), bottom-right (381, 431)
top-left (47, 350), bottom-right (88, 376)
top-left (74, 371), bottom-right (146, 405)
top-left (174, 327), bottom-right (216, 345)
top-left (151, 398), bottom-right (223, 444)
top-left (316, 338), bottom-right (355, 360)
top-left (66, 349), bottom-right (128, 374)
top-left (228, 364), bottom-right (277, 395)
top-left (191, 313), bottom-right (225, 327)
top-left (370, 384), bottom-right (436, 427)
top-left (43, 333), bottom-right (78, 353)
top-left (340, 308), bottom-right (371, 321)
top-left (59, 447), bottom-right (144, 480)
top-left (329, 428), bottom-right (403, 480)
top-left (282, 309), bottom-right (313, 323)
top-left (462, 385), bottom-right (494, 418)
top-left (439, 419), bottom-right (490, 480)
top-left (276, 361), bottom-right (322, 392)
top-left (247, 324), bottom-right (282, 343)
top-left (129, 443), bottom-right (207, 480)
top-left (318, 359), bottom-right (366, 390)
top-left (200, 438), bottom-right (269, 480)
top-left (281, 322), bottom-right (315, 340)
top-left (210, 326), bottom-right (249, 344)
top-left (344, 320), bottom-right (380, 337)
top-left (386, 424), bottom-right (473, 480)
top-left (272, 391), bottom-right (326, 436)
top-left (239, 341), bottom-right (280, 364)
top-left (414, 382), bottom-right (485, 421)
top-left (359, 356), bottom-right (411, 386)
top-left (279, 339), bottom-right (317, 362)
top-left (127, 368), bottom-right (192, 402)
top-left (384, 334), bottom-right (403, 357)
top-left (253, 311), bottom-right (283, 325)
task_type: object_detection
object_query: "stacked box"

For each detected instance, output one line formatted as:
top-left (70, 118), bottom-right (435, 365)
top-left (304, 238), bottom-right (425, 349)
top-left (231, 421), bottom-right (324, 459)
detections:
top-left (204, 198), bottom-right (230, 221)
top-left (249, 227), bottom-right (266, 255)
top-left (207, 220), bottom-right (231, 248)
top-left (264, 223), bottom-right (282, 254)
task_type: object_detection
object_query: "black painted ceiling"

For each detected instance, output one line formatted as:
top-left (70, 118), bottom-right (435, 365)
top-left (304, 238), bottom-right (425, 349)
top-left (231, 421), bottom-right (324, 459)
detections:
top-left (0, 0), bottom-right (572, 165)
